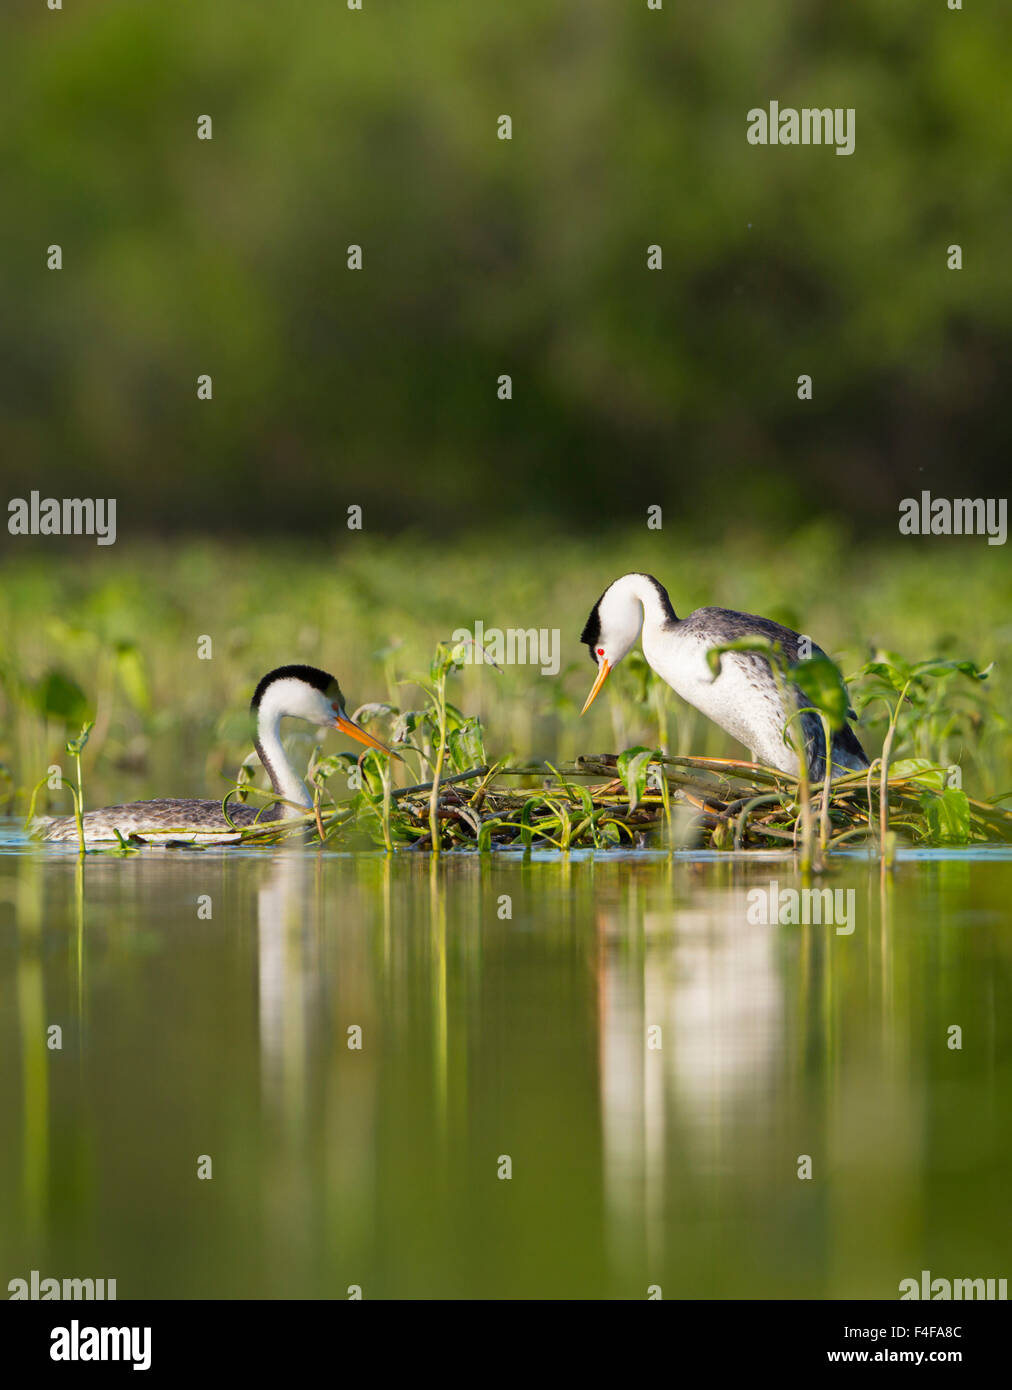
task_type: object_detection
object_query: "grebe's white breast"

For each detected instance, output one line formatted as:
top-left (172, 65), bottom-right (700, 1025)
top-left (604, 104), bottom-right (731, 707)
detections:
top-left (643, 607), bottom-right (804, 774)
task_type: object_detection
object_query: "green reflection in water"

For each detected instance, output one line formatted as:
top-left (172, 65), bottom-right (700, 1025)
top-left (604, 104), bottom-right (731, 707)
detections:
top-left (0, 835), bottom-right (1009, 1299)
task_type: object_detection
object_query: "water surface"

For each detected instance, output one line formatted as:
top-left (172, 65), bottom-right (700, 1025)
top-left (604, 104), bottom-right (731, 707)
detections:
top-left (1, 826), bottom-right (1009, 1299)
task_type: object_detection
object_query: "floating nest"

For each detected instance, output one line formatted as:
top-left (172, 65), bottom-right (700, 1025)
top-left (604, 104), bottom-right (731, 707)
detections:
top-left (225, 753), bottom-right (1012, 854)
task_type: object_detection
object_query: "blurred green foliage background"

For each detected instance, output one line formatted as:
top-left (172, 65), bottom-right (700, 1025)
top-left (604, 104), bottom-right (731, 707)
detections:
top-left (2, 0), bottom-right (1009, 537)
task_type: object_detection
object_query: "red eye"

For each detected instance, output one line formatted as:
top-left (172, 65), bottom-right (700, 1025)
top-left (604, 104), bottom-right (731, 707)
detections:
top-left (597, 647), bottom-right (604, 656)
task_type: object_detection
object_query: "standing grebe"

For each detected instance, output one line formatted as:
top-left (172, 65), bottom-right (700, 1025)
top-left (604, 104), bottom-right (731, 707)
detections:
top-left (579, 573), bottom-right (869, 780)
top-left (34, 664), bottom-right (396, 845)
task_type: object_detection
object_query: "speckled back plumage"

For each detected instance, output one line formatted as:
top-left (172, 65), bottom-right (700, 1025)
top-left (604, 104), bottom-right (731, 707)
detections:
top-left (34, 796), bottom-right (292, 844)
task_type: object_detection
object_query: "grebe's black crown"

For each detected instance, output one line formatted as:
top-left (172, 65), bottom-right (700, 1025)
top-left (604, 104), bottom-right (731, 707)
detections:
top-left (251, 665), bottom-right (339, 711)
top-left (580, 593), bottom-right (605, 662)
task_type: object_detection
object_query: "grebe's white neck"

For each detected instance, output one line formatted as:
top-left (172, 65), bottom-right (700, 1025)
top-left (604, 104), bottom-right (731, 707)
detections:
top-left (253, 679), bottom-right (322, 811)
top-left (617, 572), bottom-right (677, 630)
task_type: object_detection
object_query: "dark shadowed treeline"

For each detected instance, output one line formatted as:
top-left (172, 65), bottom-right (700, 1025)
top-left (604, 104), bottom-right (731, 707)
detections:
top-left (1, 1), bottom-right (1008, 538)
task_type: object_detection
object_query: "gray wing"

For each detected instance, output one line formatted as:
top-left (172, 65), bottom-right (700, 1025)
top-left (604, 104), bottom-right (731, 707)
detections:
top-left (685, 608), bottom-right (868, 777)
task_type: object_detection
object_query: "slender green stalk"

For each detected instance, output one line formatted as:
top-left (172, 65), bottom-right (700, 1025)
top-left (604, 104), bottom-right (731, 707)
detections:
top-left (428, 667), bottom-right (448, 854)
top-left (655, 760), bottom-right (672, 847)
top-left (782, 709), bottom-right (816, 870)
top-left (64, 722), bottom-right (94, 858)
top-left (378, 754), bottom-right (394, 853)
top-left (879, 679), bottom-right (913, 856)
top-left (817, 712), bottom-right (833, 852)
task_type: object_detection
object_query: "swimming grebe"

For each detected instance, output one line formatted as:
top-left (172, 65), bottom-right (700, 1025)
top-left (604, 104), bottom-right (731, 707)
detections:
top-left (579, 573), bottom-right (869, 780)
top-left (35, 664), bottom-right (396, 845)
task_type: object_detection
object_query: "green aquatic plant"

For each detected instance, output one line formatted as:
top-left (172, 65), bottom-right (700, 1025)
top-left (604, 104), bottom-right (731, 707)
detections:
top-left (393, 638), bottom-right (488, 853)
top-left (853, 653), bottom-right (992, 852)
top-left (25, 720), bottom-right (95, 858)
top-left (294, 646), bottom-right (489, 852)
top-left (64, 722), bottom-right (93, 853)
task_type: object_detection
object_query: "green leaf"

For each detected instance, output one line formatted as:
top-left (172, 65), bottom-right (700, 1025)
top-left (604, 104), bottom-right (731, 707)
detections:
top-left (65, 721), bottom-right (95, 757)
top-left (920, 788), bottom-right (972, 844)
top-left (442, 701), bottom-right (470, 732)
top-left (889, 758), bottom-right (947, 789)
top-left (446, 716), bottom-right (486, 772)
top-left (234, 751), bottom-right (260, 803)
top-left (477, 817), bottom-right (501, 852)
top-left (311, 753), bottom-right (356, 787)
top-left (519, 797), bottom-right (540, 848)
top-left (791, 655), bottom-right (850, 730)
top-left (616, 746), bottom-right (654, 811)
top-left (357, 749), bottom-right (389, 796)
top-left (429, 639), bottom-right (467, 682)
top-left (861, 653), bottom-right (911, 689)
top-left (551, 798), bottom-right (571, 849)
top-left (911, 658), bottom-right (992, 683)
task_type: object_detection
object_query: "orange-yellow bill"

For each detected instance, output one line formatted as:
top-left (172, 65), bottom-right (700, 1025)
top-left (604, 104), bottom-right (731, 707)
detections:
top-left (580, 659), bottom-right (612, 715)
top-left (333, 711), bottom-right (403, 761)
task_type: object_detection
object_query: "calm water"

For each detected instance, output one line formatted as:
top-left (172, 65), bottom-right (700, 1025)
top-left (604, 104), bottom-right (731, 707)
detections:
top-left (1, 825), bottom-right (1009, 1299)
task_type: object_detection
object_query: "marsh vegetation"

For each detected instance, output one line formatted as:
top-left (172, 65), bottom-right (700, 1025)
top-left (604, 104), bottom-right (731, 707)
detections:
top-left (3, 532), bottom-right (1008, 858)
